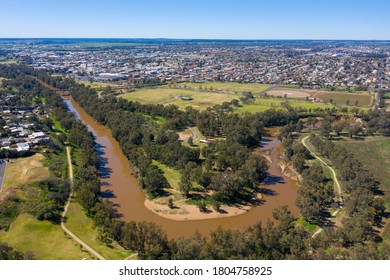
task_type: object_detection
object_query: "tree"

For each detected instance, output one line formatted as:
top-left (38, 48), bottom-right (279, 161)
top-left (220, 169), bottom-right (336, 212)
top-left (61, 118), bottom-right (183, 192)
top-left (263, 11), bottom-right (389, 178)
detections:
top-left (212, 197), bottom-right (221, 212)
top-left (307, 117), bottom-right (318, 129)
top-left (320, 121), bottom-right (332, 139)
top-left (187, 136), bottom-right (193, 146)
top-left (168, 197), bottom-right (174, 209)
top-left (0, 243), bottom-right (29, 260)
top-left (179, 172), bottom-right (192, 197)
top-left (198, 199), bottom-right (207, 212)
top-left (141, 167), bottom-right (166, 194)
top-left (333, 122), bottom-right (346, 136)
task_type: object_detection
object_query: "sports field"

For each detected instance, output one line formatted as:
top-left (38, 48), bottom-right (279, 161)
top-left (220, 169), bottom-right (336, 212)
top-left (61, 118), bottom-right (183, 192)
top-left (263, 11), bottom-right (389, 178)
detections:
top-left (121, 87), bottom-right (240, 110)
top-left (266, 88), bottom-right (311, 98)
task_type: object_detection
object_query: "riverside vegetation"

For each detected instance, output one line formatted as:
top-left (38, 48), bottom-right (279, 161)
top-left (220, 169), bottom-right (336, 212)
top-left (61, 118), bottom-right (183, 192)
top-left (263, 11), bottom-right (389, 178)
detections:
top-left (1, 64), bottom-right (390, 259)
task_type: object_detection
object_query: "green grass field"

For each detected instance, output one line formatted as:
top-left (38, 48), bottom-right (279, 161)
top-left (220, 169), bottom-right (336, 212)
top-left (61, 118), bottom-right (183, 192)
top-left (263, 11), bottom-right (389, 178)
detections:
top-left (296, 217), bottom-right (318, 233)
top-left (121, 87), bottom-right (240, 110)
top-left (236, 98), bottom-right (335, 113)
top-left (337, 138), bottom-right (390, 211)
top-left (0, 214), bottom-right (91, 260)
top-left (153, 160), bottom-right (181, 190)
top-left (65, 201), bottom-right (132, 260)
top-left (179, 82), bottom-right (271, 93)
top-left (316, 92), bottom-right (372, 107)
top-left (50, 115), bottom-right (65, 133)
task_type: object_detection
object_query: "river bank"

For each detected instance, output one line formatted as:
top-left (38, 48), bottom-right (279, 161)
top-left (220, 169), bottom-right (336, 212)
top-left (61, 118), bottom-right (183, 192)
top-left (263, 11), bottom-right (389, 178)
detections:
top-left (64, 96), bottom-right (299, 238)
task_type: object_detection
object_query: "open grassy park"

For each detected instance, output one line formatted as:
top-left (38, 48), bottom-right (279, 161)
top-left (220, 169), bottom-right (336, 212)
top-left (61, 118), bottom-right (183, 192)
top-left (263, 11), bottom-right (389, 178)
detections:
top-left (119, 80), bottom-right (370, 113)
top-left (121, 87), bottom-right (241, 110)
top-left (65, 201), bottom-right (133, 260)
top-left (0, 214), bottom-right (91, 260)
top-left (120, 82), bottom-right (344, 112)
top-left (179, 82), bottom-right (271, 93)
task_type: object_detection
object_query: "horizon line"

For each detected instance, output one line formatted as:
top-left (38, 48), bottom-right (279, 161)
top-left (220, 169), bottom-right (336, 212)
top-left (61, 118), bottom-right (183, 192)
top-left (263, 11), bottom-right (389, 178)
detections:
top-left (0, 37), bottom-right (390, 42)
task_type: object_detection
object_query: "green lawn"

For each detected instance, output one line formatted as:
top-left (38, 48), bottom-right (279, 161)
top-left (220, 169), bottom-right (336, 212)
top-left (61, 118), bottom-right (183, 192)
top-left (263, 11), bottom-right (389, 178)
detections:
top-left (236, 98), bottom-right (335, 113)
top-left (179, 82), bottom-right (271, 93)
top-left (50, 115), bottom-right (65, 133)
top-left (338, 139), bottom-right (390, 190)
top-left (121, 87), bottom-right (240, 110)
top-left (296, 217), bottom-right (318, 233)
top-left (0, 214), bottom-right (91, 260)
top-left (153, 160), bottom-right (181, 190)
top-left (65, 201), bottom-right (132, 260)
top-left (316, 92), bottom-right (372, 107)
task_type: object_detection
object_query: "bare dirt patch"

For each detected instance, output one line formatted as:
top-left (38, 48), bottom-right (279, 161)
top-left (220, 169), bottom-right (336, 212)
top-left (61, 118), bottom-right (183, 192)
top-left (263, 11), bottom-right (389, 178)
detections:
top-left (266, 88), bottom-right (312, 98)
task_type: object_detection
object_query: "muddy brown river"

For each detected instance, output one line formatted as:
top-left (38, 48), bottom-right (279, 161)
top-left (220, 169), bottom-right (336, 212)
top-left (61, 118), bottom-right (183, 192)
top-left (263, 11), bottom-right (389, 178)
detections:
top-left (64, 96), bottom-right (298, 238)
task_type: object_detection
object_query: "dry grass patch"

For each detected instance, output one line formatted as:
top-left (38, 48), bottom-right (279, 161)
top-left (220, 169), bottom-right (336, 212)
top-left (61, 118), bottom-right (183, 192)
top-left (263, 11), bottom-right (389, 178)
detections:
top-left (2, 154), bottom-right (50, 193)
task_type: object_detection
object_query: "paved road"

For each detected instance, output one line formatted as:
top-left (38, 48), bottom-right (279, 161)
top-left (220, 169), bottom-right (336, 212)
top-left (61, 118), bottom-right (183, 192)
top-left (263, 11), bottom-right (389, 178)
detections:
top-left (301, 136), bottom-right (343, 238)
top-left (0, 160), bottom-right (6, 193)
top-left (61, 146), bottom-right (106, 260)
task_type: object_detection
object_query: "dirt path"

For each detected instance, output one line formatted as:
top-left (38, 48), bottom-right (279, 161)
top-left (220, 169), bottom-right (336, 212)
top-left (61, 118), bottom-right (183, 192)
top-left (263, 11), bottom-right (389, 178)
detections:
top-left (61, 146), bottom-right (105, 260)
top-left (0, 161), bottom-right (6, 193)
top-left (302, 136), bottom-right (343, 238)
top-left (188, 127), bottom-right (200, 141)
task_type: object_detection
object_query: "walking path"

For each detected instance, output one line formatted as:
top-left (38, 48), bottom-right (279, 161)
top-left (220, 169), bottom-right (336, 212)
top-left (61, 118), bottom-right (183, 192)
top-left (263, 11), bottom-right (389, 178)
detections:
top-left (301, 135), bottom-right (343, 238)
top-left (0, 160), bottom-right (6, 193)
top-left (61, 146), bottom-right (106, 260)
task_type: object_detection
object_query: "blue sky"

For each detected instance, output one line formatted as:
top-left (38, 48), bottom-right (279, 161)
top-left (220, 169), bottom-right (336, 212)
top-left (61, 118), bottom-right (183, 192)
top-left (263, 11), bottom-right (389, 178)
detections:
top-left (1, 0), bottom-right (389, 39)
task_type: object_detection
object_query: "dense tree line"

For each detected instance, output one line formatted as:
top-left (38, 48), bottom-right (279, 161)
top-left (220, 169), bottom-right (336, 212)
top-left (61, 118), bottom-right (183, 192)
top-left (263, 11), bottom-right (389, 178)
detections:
top-left (296, 165), bottom-right (334, 224)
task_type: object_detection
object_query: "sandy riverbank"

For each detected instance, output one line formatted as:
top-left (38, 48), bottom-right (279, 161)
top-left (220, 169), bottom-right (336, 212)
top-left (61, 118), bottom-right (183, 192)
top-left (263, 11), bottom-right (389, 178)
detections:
top-left (144, 193), bottom-right (263, 221)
